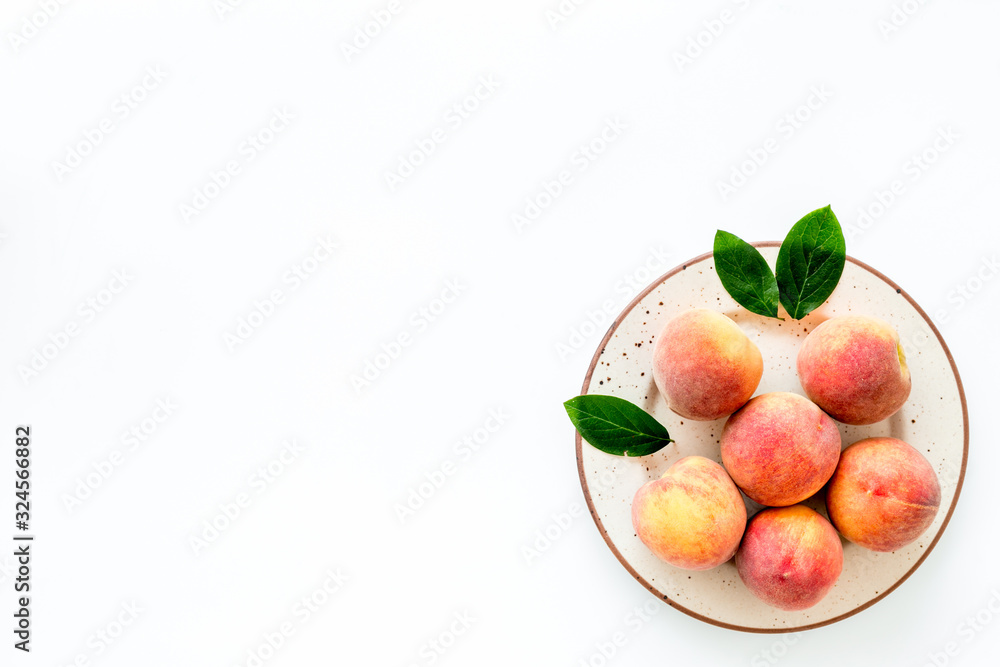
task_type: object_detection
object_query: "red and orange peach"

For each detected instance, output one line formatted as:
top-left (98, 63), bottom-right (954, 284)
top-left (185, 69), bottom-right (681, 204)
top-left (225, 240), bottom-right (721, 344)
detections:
top-left (651, 309), bottom-right (763, 421)
top-left (736, 505), bottom-right (844, 611)
top-left (632, 456), bottom-right (747, 571)
top-left (826, 437), bottom-right (941, 552)
top-left (720, 392), bottom-right (842, 506)
top-left (797, 315), bottom-right (911, 425)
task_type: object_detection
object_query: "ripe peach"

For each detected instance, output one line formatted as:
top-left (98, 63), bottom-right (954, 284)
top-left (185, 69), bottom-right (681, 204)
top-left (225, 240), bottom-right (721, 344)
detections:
top-left (651, 309), bottom-right (763, 421)
top-left (826, 437), bottom-right (941, 552)
top-left (736, 505), bottom-right (844, 611)
top-left (720, 392), bottom-right (841, 506)
top-left (632, 456), bottom-right (747, 571)
top-left (797, 315), bottom-right (911, 425)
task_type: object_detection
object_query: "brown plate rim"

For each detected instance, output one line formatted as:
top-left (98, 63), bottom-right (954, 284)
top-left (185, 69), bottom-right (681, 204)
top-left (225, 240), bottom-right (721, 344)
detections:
top-left (574, 241), bottom-right (970, 634)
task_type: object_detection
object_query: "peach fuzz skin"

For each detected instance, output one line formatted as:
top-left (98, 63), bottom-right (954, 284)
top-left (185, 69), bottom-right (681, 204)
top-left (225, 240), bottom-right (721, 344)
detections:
top-left (826, 437), bottom-right (941, 553)
top-left (720, 392), bottom-right (841, 507)
top-left (631, 456), bottom-right (747, 571)
top-left (736, 505), bottom-right (844, 612)
top-left (797, 315), bottom-right (911, 425)
top-left (651, 309), bottom-right (763, 421)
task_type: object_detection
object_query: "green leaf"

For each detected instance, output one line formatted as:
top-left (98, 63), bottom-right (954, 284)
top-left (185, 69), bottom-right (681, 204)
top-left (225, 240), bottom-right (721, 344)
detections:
top-left (564, 395), bottom-right (673, 457)
top-left (776, 206), bottom-right (846, 319)
top-left (713, 230), bottom-right (780, 318)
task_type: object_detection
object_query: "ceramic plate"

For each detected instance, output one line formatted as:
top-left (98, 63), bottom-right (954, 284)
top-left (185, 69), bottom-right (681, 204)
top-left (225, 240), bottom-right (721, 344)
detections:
top-left (575, 243), bottom-right (968, 632)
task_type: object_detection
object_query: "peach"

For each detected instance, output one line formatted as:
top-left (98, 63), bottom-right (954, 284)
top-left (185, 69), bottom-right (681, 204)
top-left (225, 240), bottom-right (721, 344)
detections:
top-left (736, 505), bottom-right (844, 611)
top-left (651, 309), bottom-right (763, 421)
top-left (826, 437), bottom-right (941, 552)
top-left (797, 315), bottom-right (911, 425)
top-left (632, 456), bottom-right (747, 571)
top-left (720, 392), bottom-right (841, 506)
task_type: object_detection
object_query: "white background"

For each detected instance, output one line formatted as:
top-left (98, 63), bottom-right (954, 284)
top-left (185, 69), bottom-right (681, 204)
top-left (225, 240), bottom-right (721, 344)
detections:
top-left (2, 1), bottom-right (998, 665)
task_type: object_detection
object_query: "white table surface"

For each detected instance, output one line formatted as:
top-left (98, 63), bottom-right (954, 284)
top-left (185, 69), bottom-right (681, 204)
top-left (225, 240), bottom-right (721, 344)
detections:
top-left (2, 1), bottom-right (997, 665)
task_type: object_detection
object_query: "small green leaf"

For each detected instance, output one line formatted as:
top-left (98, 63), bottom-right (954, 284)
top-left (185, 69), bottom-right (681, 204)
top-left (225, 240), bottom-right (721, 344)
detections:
top-left (564, 395), bottom-right (673, 457)
top-left (713, 230), bottom-right (780, 318)
top-left (776, 206), bottom-right (846, 319)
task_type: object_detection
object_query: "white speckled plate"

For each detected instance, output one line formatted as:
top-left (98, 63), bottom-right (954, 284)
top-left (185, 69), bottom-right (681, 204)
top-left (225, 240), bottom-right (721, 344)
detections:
top-left (576, 242), bottom-right (968, 633)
